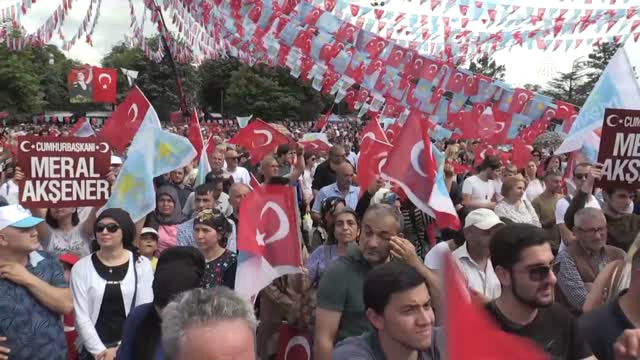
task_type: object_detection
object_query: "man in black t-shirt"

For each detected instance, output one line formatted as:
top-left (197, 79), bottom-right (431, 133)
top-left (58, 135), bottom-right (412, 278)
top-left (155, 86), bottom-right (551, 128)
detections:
top-left (485, 223), bottom-right (594, 360)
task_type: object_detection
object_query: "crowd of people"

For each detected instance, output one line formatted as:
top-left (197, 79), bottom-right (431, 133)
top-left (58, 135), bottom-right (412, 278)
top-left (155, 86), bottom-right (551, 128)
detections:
top-left (1, 117), bottom-right (640, 360)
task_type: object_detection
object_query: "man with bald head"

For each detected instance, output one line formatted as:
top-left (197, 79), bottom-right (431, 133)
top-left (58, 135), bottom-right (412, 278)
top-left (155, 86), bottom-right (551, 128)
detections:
top-left (228, 183), bottom-right (251, 228)
top-left (312, 161), bottom-right (359, 223)
top-left (224, 149), bottom-right (251, 185)
top-left (555, 207), bottom-right (625, 313)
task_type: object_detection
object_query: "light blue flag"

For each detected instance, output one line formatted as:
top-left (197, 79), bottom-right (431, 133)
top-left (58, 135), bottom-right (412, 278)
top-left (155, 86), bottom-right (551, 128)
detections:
top-left (556, 47), bottom-right (640, 160)
top-left (104, 105), bottom-right (196, 222)
top-left (195, 140), bottom-right (212, 187)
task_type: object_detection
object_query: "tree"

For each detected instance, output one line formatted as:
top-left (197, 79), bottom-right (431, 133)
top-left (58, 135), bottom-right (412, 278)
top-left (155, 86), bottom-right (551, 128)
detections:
top-left (583, 42), bottom-right (621, 91)
top-left (101, 38), bottom-right (199, 121)
top-left (467, 55), bottom-right (506, 80)
top-left (224, 63), bottom-right (331, 122)
top-left (523, 83), bottom-right (542, 92)
top-left (197, 58), bottom-right (241, 114)
top-left (541, 58), bottom-right (589, 106)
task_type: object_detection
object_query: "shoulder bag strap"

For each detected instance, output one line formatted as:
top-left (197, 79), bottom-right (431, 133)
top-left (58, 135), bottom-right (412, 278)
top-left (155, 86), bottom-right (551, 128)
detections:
top-left (131, 256), bottom-right (138, 310)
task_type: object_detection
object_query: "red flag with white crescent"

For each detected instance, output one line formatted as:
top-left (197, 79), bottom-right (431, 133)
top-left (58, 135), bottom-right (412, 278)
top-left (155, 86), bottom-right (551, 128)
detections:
top-left (228, 119), bottom-right (290, 165)
top-left (357, 138), bottom-right (393, 198)
top-left (276, 324), bottom-right (312, 360)
top-left (92, 67), bottom-right (118, 103)
top-left (100, 86), bottom-right (151, 154)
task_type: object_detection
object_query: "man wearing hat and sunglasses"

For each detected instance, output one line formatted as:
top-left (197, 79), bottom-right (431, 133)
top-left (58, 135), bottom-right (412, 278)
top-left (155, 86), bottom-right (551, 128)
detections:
top-left (0, 205), bottom-right (74, 360)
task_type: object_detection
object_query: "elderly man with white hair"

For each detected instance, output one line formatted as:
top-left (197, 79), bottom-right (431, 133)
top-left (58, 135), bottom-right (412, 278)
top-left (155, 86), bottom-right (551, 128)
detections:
top-left (161, 287), bottom-right (257, 360)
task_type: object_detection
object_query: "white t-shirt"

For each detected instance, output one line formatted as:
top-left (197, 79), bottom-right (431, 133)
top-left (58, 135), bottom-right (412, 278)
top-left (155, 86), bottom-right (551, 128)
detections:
top-left (0, 179), bottom-right (19, 205)
top-left (226, 166), bottom-right (251, 185)
top-left (423, 241), bottom-right (452, 270)
top-left (45, 225), bottom-right (91, 258)
top-left (525, 179), bottom-right (545, 201)
top-left (462, 175), bottom-right (496, 203)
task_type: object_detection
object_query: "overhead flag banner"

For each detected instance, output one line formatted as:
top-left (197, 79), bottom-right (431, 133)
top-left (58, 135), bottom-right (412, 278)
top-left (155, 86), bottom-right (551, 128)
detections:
top-left (67, 65), bottom-right (118, 104)
top-left (236, 115), bottom-right (253, 128)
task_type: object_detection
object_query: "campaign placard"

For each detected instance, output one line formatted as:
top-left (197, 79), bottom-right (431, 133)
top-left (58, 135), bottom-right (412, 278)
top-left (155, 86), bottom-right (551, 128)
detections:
top-left (597, 108), bottom-right (640, 190)
top-left (17, 136), bottom-right (111, 208)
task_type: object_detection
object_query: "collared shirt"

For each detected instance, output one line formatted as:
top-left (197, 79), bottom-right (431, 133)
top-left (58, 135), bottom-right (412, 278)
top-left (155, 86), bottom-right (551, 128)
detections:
top-left (176, 217), bottom-right (238, 253)
top-left (0, 251), bottom-right (68, 360)
top-left (452, 243), bottom-right (501, 300)
top-left (312, 183), bottom-right (360, 213)
top-left (555, 245), bottom-right (610, 311)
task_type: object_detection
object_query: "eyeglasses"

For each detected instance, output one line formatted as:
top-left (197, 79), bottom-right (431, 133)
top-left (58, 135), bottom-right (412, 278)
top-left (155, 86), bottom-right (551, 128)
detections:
top-left (576, 226), bottom-right (607, 234)
top-left (516, 265), bottom-right (553, 282)
top-left (574, 174), bottom-right (588, 180)
top-left (95, 223), bottom-right (120, 233)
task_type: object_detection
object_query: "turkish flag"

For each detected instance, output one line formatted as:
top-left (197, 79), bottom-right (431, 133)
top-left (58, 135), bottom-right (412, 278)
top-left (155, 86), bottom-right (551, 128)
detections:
top-left (381, 109), bottom-right (435, 216)
top-left (385, 122), bottom-right (402, 145)
top-left (276, 324), bottom-right (312, 360)
top-left (357, 138), bottom-right (393, 198)
top-left (100, 86), bottom-right (150, 154)
top-left (444, 255), bottom-right (548, 360)
top-left (511, 139), bottom-right (533, 169)
top-left (313, 112), bottom-right (329, 131)
top-left (228, 119), bottom-right (290, 165)
top-left (92, 67), bottom-right (117, 103)
top-left (445, 70), bottom-right (467, 93)
top-left (249, 172), bottom-right (262, 190)
top-left (235, 185), bottom-right (303, 299)
top-left (509, 88), bottom-right (533, 114)
top-left (188, 111), bottom-right (204, 159)
top-left (487, 106), bottom-right (513, 145)
top-left (299, 139), bottom-right (331, 153)
top-left (360, 117), bottom-right (389, 144)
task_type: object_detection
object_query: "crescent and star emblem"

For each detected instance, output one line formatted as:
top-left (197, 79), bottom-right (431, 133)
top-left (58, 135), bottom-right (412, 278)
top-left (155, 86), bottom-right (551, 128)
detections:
top-left (256, 202), bottom-right (290, 246)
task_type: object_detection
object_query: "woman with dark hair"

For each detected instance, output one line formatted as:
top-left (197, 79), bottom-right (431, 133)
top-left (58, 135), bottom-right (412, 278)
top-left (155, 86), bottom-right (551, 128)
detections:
top-left (35, 207), bottom-right (98, 258)
top-left (544, 154), bottom-right (563, 173)
top-left (145, 185), bottom-right (186, 253)
top-left (71, 208), bottom-right (154, 360)
top-left (116, 246), bottom-right (205, 360)
top-left (309, 196), bottom-right (346, 252)
top-left (193, 208), bottom-right (236, 289)
top-left (306, 208), bottom-right (359, 286)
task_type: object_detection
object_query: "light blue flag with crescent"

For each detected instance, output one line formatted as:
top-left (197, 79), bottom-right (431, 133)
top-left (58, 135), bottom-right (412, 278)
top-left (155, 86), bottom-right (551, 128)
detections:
top-left (556, 47), bottom-right (640, 161)
top-left (103, 99), bottom-right (196, 222)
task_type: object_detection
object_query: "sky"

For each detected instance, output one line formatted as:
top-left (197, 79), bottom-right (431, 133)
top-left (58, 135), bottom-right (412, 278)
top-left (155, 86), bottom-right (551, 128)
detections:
top-left (6, 0), bottom-right (640, 88)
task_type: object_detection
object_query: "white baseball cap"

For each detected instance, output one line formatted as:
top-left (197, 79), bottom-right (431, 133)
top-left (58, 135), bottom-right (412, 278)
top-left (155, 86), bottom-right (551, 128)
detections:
top-left (0, 205), bottom-right (44, 231)
top-left (464, 208), bottom-right (504, 230)
top-left (140, 227), bottom-right (159, 239)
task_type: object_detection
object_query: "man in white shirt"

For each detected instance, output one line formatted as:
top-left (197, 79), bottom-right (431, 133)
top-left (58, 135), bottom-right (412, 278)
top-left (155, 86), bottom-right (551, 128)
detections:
top-left (453, 208), bottom-right (504, 300)
top-left (461, 156), bottom-right (502, 211)
top-left (555, 162), bottom-right (600, 249)
top-left (224, 149), bottom-right (250, 185)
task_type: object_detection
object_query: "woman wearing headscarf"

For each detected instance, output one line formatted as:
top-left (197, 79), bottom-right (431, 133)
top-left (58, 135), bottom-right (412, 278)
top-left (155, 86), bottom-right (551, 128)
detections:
top-left (71, 209), bottom-right (154, 360)
top-left (193, 209), bottom-right (236, 289)
top-left (145, 185), bottom-right (186, 253)
top-left (116, 246), bottom-right (206, 360)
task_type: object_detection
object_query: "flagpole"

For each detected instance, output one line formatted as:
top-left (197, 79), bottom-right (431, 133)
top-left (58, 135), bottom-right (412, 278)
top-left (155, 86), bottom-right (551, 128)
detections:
top-left (151, 0), bottom-right (189, 118)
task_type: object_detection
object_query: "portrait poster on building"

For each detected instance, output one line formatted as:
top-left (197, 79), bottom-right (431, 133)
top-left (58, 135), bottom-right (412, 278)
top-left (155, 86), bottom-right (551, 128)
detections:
top-left (597, 108), bottom-right (640, 190)
top-left (17, 136), bottom-right (112, 208)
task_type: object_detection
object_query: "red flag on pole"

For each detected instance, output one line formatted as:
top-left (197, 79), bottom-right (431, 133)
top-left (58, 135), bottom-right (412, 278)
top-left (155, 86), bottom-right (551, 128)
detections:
top-left (100, 86), bottom-right (151, 154)
top-left (228, 119), bottom-right (290, 165)
top-left (187, 110), bottom-right (204, 159)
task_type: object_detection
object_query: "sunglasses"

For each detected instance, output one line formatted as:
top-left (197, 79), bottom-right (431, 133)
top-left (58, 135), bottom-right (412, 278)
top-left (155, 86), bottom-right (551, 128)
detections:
top-left (95, 223), bottom-right (120, 233)
top-left (519, 265), bottom-right (553, 282)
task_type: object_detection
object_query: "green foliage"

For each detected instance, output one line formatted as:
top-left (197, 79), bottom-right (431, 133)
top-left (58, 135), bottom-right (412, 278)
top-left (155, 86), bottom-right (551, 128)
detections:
top-left (541, 58), bottom-right (589, 106)
top-left (101, 38), bottom-right (199, 120)
top-left (468, 55), bottom-right (506, 80)
top-left (0, 44), bottom-right (77, 114)
top-left (201, 59), bottom-right (333, 122)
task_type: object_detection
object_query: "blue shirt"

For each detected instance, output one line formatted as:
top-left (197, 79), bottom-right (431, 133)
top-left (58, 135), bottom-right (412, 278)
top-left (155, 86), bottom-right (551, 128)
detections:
top-left (116, 303), bottom-right (164, 360)
top-left (0, 251), bottom-right (68, 360)
top-left (176, 217), bottom-right (238, 252)
top-left (312, 183), bottom-right (360, 213)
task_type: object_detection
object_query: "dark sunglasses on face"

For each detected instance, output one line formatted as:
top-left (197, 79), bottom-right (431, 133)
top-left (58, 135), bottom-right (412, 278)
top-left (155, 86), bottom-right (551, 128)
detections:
top-left (526, 265), bottom-right (553, 282)
top-left (95, 223), bottom-right (120, 233)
